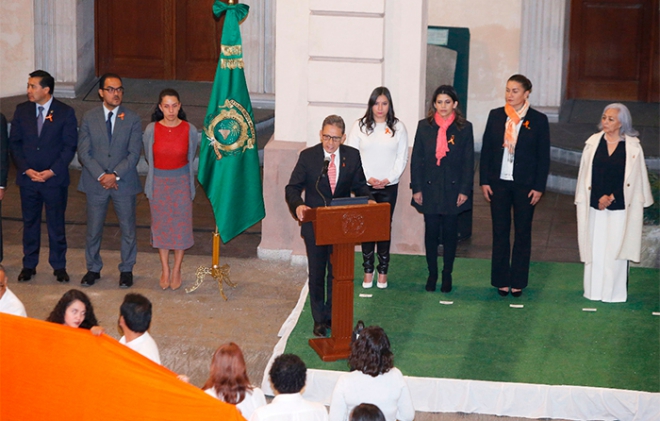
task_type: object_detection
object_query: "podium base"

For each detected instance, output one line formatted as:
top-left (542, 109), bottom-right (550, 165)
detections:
top-left (308, 337), bottom-right (350, 362)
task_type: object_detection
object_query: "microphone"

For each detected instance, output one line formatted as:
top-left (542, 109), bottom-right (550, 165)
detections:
top-left (321, 156), bottom-right (331, 177)
top-left (316, 156), bottom-right (331, 206)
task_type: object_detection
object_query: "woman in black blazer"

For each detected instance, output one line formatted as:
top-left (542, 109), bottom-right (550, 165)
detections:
top-left (479, 74), bottom-right (550, 297)
top-left (411, 85), bottom-right (474, 293)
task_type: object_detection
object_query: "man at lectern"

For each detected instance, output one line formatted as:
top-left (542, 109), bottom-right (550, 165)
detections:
top-left (285, 115), bottom-right (373, 338)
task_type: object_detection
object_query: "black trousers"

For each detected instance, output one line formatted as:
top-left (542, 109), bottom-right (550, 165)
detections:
top-left (489, 180), bottom-right (535, 289)
top-left (424, 213), bottom-right (458, 278)
top-left (19, 184), bottom-right (68, 270)
top-left (302, 223), bottom-right (333, 325)
top-left (362, 184), bottom-right (398, 274)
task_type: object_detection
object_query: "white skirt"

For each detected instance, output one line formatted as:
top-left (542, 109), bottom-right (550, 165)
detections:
top-left (583, 207), bottom-right (628, 303)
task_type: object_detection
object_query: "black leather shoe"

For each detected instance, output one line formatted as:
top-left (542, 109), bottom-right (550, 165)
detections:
top-left (53, 268), bottom-right (70, 283)
top-left (498, 287), bottom-right (509, 296)
top-left (119, 271), bottom-right (133, 288)
top-left (313, 322), bottom-right (327, 338)
top-left (80, 271), bottom-right (100, 287)
top-left (425, 275), bottom-right (437, 292)
top-left (440, 272), bottom-right (452, 293)
top-left (511, 289), bottom-right (523, 297)
top-left (17, 268), bottom-right (36, 282)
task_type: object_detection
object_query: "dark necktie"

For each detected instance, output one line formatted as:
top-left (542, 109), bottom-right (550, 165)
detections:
top-left (106, 111), bottom-right (113, 142)
top-left (37, 106), bottom-right (44, 136)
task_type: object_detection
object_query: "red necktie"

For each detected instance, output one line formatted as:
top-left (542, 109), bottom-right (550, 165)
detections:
top-left (328, 153), bottom-right (337, 194)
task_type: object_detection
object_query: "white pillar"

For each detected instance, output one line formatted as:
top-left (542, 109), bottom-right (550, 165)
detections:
top-left (519, 0), bottom-right (568, 122)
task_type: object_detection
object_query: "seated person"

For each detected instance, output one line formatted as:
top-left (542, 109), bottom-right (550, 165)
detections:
top-left (350, 404), bottom-right (385, 421)
top-left (118, 293), bottom-right (160, 364)
top-left (0, 265), bottom-right (27, 317)
top-left (203, 342), bottom-right (266, 418)
top-left (46, 289), bottom-right (103, 335)
top-left (250, 354), bottom-right (328, 421)
top-left (329, 326), bottom-right (414, 421)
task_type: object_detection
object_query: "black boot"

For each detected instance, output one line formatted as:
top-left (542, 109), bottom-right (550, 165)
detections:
top-left (440, 271), bottom-right (452, 293)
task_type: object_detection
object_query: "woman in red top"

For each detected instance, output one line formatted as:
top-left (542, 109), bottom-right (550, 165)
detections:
top-left (143, 89), bottom-right (199, 290)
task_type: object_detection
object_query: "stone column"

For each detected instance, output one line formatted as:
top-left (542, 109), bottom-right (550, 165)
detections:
top-left (34, 0), bottom-right (95, 98)
top-left (519, 0), bottom-right (568, 122)
top-left (259, 0), bottom-right (428, 262)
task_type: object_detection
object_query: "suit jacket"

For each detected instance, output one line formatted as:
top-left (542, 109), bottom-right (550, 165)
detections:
top-left (410, 118), bottom-right (474, 215)
top-left (77, 105), bottom-right (143, 196)
top-left (8, 99), bottom-right (78, 187)
top-left (285, 143), bottom-right (372, 223)
top-left (0, 113), bottom-right (8, 188)
top-left (479, 106), bottom-right (550, 192)
top-left (575, 133), bottom-right (654, 263)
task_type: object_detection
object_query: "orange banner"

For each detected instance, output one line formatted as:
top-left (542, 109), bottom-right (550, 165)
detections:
top-left (0, 313), bottom-right (245, 421)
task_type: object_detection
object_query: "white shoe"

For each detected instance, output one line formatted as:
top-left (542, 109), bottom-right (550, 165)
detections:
top-left (362, 273), bottom-right (374, 289)
top-left (376, 273), bottom-right (388, 289)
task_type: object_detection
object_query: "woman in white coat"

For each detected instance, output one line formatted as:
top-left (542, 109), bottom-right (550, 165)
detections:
top-left (575, 103), bottom-right (653, 303)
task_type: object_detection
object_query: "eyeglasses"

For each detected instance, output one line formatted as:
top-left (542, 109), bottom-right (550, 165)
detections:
top-left (103, 86), bottom-right (124, 94)
top-left (321, 134), bottom-right (343, 142)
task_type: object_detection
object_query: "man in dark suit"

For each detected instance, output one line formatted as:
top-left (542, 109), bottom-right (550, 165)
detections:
top-left (8, 70), bottom-right (78, 283)
top-left (285, 115), bottom-right (373, 337)
top-left (0, 113), bottom-right (8, 263)
top-left (77, 73), bottom-right (142, 288)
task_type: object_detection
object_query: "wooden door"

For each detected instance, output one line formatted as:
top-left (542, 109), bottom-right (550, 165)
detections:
top-left (567, 0), bottom-right (659, 102)
top-left (96, 0), bottom-right (228, 81)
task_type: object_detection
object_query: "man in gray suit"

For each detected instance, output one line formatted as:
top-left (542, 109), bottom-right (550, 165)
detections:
top-left (77, 73), bottom-right (142, 288)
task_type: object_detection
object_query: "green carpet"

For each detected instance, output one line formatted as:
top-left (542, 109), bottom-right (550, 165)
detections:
top-left (283, 254), bottom-right (660, 392)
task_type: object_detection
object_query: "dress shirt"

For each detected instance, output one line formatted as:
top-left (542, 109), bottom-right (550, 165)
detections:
top-left (102, 105), bottom-right (118, 135)
top-left (119, 332), bottom-right (161, 364)
top-left (0, 288), bottom-right (27, 317)
top-left (249, 393), bottom-right (328, 421)
top-left (36, 96), bottom-right (54, 118)
top-left (323, 149), bottom-right (340, 181)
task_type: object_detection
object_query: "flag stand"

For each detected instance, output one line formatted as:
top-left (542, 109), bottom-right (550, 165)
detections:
top-left (185, 227), bottom-right (235, 299)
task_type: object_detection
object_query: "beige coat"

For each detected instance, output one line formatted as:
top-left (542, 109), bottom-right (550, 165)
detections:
top-left (575, 132), bottom-right (654, 263)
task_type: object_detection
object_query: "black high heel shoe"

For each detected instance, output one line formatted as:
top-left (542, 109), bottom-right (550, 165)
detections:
top-left (511, 288), bottom-right (523, 297)
top-left (425, 275), bottom-right (437, 292)
top-left (498, 287), bottom-right (509, 296)
top-left (440, 272), bottom-right (452, 293)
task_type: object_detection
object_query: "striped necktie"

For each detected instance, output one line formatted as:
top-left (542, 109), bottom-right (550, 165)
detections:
top-left (328, 153), bottom-right (337, 194)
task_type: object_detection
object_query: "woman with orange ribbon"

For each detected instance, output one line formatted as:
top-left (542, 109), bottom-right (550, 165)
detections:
top-left (410, 85), bottom-right (474, 293)
top-left (479, 74), bottom-right (550, 297)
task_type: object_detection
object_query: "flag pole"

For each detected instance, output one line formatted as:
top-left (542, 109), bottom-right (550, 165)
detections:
top-left (185, 226), bottom-right (235, 299)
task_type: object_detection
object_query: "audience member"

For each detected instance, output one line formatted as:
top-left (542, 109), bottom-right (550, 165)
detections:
top-left (0, 113), bottom-right (7, 263)
top-left (8, 70), bottom-right (78, 283)
top-left (285, 115), bottom-right (373, 338)
top-left (203, 342), bottom-right (266, 418)
top-left (250, 354), bottom-right (328, 421)
top-left (329, 326), bottom-right (414, 421)
top-left (118, 293), bottom-right (160, 364)
top-left (349, 404), bottom-right (385, 421)
top-left (346, 86), bottom-right (409, 289)
top-left (143, 89), bottom-right (199, 290)
top-left (0, 265), bottom-right (27, 317)
top-left (46, 289), bottom-right (103, 335)
top-left (77, 73), bottom-right (143, 288)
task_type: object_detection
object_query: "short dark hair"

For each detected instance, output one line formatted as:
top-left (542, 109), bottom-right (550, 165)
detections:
top-left (46, 289), bottom-right (98, 330)
top-left (29, 70), bottom-right (54, 95)
top-left (350, 403), bottom-right (386, 421)
top-left (120, 293), bottom-right (152, 333)
top-left (348, 325), bottom-right (394, 377)
top-left (269, 354), bottom-right (307, 394)
top-left (322, 114), bottom-right (346, 134)
top-left (507, 74), bottom-right (533, 93)
top-left (99, 73), bottom-right (123, 90)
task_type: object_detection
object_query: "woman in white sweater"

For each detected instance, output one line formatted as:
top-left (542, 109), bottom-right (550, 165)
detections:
top-left (347, 87), bottom-right (409, 289)
top-left (202, 342), bottom-right (267, 418)
top-left (329, 325), bottom-right (414, 421)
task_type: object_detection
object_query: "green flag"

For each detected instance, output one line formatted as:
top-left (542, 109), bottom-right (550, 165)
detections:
top-left (198, 1), bottom-right (265, 243)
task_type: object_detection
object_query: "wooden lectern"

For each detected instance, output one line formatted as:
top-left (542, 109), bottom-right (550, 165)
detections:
top-left (302, 202), bottom-right (390, 361)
